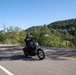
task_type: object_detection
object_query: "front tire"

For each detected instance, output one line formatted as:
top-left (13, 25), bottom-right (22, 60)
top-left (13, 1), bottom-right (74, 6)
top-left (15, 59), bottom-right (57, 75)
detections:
top-left (37, 49), bottom-right (45, 60)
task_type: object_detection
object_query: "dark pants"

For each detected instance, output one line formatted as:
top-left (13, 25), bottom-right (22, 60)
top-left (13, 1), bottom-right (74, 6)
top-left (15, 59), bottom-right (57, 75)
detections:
top-left (26, 45), bottom-right (31, 53)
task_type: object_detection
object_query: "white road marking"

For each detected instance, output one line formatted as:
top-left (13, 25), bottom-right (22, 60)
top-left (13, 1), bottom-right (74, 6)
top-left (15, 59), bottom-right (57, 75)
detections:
top-left (0, 65), bottom-right (14, 75)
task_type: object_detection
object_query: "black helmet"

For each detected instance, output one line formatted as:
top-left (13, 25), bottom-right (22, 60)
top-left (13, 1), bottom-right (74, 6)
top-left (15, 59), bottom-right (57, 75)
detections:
top-left (26, 34), bottom-right (30, 38)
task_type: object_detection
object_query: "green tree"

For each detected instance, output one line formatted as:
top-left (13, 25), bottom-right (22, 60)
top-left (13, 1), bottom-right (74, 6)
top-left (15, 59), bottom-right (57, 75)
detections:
top-left (48, 35), bottom-right (61, 47)
top-left (5, 26), bottom-right (26, 45)
top-left (40, 24), bottom-right (51, 35)
top-left (38, 25), bottom-right (51, 46)
top-left (31, 28), bottom-right (38, 37)
top-left (18, 30), bottom-right (26, 45)
top-left (0, 30), bottom-right (5, 43)
top-left (73, 25), bottom-right (76, 47)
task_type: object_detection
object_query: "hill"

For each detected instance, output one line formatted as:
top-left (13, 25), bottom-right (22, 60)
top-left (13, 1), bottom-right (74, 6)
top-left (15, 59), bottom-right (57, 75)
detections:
top-left (48, 18), bottom-right (76, 29)
top-left (48, 18), bottom-right (76, 36)
top-left (26, 18), bottom-right (76, 36)
top-left (25, 26), bottom-right (42, 34)
top-left (25, 18), bottom-right (76, 47)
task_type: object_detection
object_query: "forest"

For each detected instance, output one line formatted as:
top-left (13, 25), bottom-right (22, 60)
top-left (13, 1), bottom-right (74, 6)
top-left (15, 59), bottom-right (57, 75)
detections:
top-left (0, 18), bottom-right (76, 48)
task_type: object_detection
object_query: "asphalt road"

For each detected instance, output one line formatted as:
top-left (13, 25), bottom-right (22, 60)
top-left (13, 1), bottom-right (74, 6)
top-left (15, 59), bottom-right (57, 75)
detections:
top-left (0, 45), bottom-right (76, 75)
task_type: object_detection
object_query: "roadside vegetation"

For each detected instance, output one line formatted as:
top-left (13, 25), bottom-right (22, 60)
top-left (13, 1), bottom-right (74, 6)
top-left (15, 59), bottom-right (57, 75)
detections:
top-left (0, 18), bottom-right (76, 48)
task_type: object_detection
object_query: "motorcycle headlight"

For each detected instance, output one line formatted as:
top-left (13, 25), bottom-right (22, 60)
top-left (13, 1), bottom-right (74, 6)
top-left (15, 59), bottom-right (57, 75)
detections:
top-left (36, 43), bottom-right (39, 46)
top-left (35, 42), bottom-right (39, 46)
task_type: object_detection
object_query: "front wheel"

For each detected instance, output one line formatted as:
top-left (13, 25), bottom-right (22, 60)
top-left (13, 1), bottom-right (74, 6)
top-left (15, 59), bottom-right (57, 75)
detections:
top-left (37, 49), bottom-right (45, 60)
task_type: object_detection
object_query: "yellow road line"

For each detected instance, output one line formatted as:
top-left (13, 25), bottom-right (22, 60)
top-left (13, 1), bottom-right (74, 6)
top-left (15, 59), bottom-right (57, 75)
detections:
top-left (57, 56), bottom-right (76, 60)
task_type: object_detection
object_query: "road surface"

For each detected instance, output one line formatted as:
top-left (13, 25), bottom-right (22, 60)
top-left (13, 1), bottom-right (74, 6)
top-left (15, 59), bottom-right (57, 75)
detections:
top-left (0, 45), bottom-right (76, 75)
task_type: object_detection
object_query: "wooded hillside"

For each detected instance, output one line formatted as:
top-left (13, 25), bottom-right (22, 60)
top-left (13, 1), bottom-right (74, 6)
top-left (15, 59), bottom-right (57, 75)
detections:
top-left (0, 18), bottom-right (76, 48)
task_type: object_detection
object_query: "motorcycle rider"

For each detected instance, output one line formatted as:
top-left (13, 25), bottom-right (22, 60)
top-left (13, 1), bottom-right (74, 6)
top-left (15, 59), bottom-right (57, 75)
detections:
top-left (23, 34), bottom-right (45, 59)
top-left (24, 34), bottom-right (32, 52)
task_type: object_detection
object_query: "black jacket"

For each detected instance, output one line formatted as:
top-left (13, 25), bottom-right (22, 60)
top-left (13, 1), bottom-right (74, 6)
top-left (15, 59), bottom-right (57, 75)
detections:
top-left (25, 37), bottom-right (32, 47)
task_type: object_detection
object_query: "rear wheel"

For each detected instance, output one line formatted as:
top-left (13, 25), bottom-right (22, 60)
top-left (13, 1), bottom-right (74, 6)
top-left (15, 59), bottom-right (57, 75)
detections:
top-left (23, 48), bottom-right (28, 57)
top-left (37, 49), bottom-right (45, 60)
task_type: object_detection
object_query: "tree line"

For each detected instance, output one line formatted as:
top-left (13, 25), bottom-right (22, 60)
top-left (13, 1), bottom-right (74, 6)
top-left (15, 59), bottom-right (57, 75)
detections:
top-left (0, 18), bottom-right (76, 48)
top-left (0, 26), bottom-right (26, 45)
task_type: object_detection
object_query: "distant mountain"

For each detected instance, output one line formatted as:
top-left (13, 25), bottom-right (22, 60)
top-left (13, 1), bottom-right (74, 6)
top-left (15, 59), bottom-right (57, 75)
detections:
top-left (48, 18), bottom-right (76, 29)
top-left (26, 18), bottom-right (76, 35)
top-left (47, 18), bottom-right (76, 36)
top-left (25, 26), bottom-right (42, 33)
top-left (25, 18), bottom-right (76, 47)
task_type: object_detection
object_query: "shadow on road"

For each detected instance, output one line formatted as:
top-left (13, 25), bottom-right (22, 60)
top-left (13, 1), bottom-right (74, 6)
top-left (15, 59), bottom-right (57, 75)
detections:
top-left (0, 46), bottom-right (76, 61)
top-left (0, 54), bottom-right (40, 61)
top-left (45, 47), bottom-right (76, 60)
top-left (0, 46), bottom-right (40, 61)
top-left (0, 46), bottom-right (17, 48)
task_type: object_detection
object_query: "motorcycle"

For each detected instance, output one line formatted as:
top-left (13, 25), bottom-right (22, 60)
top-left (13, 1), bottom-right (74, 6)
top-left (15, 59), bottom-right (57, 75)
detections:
top-left (23, 38), bottom-right (45, 60)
